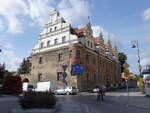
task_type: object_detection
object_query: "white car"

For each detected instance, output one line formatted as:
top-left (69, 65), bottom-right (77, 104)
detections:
top-left (93, 88), bottom-right (99, 93)
top-left (93, 86), bottom-right (106, 93)
top-left (54, 86), bottom-right (77, 95)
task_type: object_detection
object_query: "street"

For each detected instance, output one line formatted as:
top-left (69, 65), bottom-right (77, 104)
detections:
top-left (56, 91), bottom-right (150, 113)
top-left (0, 88), bottom-right (150, 113)
top-left (0, 96), bottom-right (18, 113)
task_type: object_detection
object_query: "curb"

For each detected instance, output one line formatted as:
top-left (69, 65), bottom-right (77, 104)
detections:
top-left (108, 97), bottom-right (150, 110)
top-left (129, 104), bottom-right (150, 110)
top-left (11, 102), bottom-right (60, 113)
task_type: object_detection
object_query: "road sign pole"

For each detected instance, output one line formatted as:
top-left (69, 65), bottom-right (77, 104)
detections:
top-left (126, 79), bottom-right (129, 106)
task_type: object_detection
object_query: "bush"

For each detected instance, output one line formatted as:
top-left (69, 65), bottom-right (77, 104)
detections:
top-left (2, 75), bottom-right (23, 95)
top-left (0, 79), bottom-right (3, 84)
top-left (138, 78), bottom-right (145, 94)
top-left (19, 92), bottom-right (56, 109)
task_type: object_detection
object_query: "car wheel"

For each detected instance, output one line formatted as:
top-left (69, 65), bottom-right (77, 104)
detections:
top-left (55, 92), bottom-right (58, 95)
top-left (66, 92), bottom-right (70, 95)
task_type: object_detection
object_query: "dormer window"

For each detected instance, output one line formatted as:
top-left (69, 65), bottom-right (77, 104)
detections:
top-left (62, 36), bottom-right (66, 43)
top-left (50, 28), bottom-right (52, 32)
top-left (41, 42), bottom-right (44, 48)
top-left (91, 43), bottom-right (93, 48)
top-left (47, 41), bottom-right (50, 46)
top-left (54, 39), bottom-right (58, 45)
top-left (55, 26), bottom-right (57, 31)
top-left (88, 41), bottom-right (90, 46)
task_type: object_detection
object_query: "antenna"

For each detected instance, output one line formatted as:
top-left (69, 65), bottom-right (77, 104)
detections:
top-left (88, 16), bottom-right (90, 24)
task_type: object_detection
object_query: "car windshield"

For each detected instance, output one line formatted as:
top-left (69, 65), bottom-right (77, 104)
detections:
top-left (28, 85), bottom-right (34, 88)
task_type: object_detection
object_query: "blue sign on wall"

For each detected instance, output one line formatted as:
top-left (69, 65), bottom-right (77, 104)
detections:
top-left (71, 64), bottom-right (84, 75)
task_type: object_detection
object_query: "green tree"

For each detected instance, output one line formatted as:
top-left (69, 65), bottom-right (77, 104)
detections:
top-left (0, 63), bottom-right (6, 79)
top-left (138, 78), bottom-right (145, 94)
top-left (118, 52), bottom-right (127, 73)
top-left (18, 58), bottom-right (30, 74)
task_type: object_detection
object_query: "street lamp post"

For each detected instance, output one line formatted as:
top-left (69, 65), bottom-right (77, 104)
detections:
top-left (131, 40), bottom-right (142, 77)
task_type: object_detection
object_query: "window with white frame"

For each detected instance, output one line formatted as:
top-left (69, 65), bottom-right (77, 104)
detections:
top-left (50, 28), bottom-right (52, 32)
top-left (62, 36), bottom-right (66, 43)
top-left (47, 40), bottom-right (50, 46)
top-left (41, 42), bottom-right (44, 48)
top-left (54, 39), bottom-right (58, 45)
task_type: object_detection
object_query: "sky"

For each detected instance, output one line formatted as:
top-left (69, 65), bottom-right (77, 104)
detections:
top-left (0, 0), bottom-right (150, 74)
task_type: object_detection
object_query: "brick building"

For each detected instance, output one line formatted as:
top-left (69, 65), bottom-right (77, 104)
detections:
top-left (28, 10), bottom-right (121, 91)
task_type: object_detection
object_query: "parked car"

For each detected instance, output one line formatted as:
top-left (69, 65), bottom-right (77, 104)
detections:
top-left (23, 82), bottom-right (35, 92)
top-left (35, 81), bottom-right (56, 93)
top-left (93, 87), bottom-right (99, 93)
top-left (92, 86), bottom-right (106, 93)
top-left (54, 86), bottom-right (77, 95)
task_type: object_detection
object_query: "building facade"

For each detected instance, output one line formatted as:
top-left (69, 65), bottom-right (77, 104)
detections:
top-left (28, 10), bottom-right (121, 91)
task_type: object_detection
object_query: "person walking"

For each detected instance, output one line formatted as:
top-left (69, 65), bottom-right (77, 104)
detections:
top-left (97, 87), bottom-right (104, 102)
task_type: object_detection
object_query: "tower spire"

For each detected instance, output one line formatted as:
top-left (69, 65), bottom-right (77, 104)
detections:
top-left (88, 16), bottom-right (91, 25)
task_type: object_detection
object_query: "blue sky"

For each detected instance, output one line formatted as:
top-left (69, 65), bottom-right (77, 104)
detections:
top-left (0, 0), bottom-right (150, 74)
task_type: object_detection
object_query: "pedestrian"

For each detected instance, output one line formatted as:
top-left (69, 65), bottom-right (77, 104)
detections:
top-left (97, 87), bottom-right (104, 102)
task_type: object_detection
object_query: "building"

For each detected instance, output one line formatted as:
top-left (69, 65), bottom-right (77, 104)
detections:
top-left (28, 10), bottom-right (121, 91)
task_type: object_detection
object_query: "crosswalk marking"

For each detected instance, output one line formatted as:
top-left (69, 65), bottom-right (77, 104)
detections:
top-left (58, 99), bottom-right (83, 113)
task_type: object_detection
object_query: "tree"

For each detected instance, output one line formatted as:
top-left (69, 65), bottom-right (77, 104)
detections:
top-left (118, 52), bottom-right (127, 73)
top-left (0, 63), bottom-right (6, 79)
top-left (18, 58), bottom-right (30, 74)
top-left (3, 75), bottom-right (23, 95)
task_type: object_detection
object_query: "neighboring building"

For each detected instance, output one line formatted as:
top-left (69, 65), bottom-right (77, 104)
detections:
top-left (28, 10), bottom-right (121, 91)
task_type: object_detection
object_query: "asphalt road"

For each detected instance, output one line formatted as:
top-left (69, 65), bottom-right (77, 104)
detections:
top-left (56, 94), bottom-right (150, 113)
top-left (0, 100), bottom-right (18, 113)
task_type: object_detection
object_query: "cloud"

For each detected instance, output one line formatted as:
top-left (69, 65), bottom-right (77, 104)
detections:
top-left (141, 58), bottom-right (150, 67)
top-left (0, 19), bottom-right (4, 31)
top-left (58, 0), bottom-right (91, 26)
top-left (27, 0), bottom-right (54, 26)
top-left (0, 0), bottom-right (28, 33)
top-left (0, 50), bottom-right (22, 71)
top-left (127, 54), bottom-right (137, 60)
top-left (143, 8), bottom-right (150, 21)
top-left (0, 0), bottom-right (91, 34)
top-left (92, 26), bottom-right (121, 47)
top-left (0, 0), bottom-right (53, 34)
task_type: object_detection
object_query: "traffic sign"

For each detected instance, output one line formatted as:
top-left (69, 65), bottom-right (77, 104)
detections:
top-left (124, 69), bottom-right (130, 75)
top-left (62, 65), bottom-right (68, 72)
top-left (123, 63), bottom-right (129, 68)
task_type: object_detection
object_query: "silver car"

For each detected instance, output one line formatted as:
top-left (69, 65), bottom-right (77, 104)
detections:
top-left (54, 86), bottom-right (77, 95)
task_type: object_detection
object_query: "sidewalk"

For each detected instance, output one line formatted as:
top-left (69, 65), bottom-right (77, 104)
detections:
top-left (106, 88), bottom-right (150, 109)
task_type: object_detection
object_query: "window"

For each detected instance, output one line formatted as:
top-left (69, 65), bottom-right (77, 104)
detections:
top-left (55, 26), bottom-right (57, 30)
top-left (54, 39), bottom-right (58, 45)
top-left (62, 36), bottom-right (66, 43)
top-left (86, 55), bottom-right (89, 61)
top-left (69, 50), bottom-right (72, 58)
top-left (94, 74), bottom-right (96, 81)
top-left (93, 57), bottom-right (96, 64)
top-left (39, 57), bottom-right (43, 64)
top-left (47, 41), bottom-right (50, 46)
top-left (57, 72), bottom-right (62, 81)
top-left (58, 53), bottom-right (63, 61)
top-left (76, 50), bottom-right (80, 58)
top-left (38, 74), bottom-right (42, 82)
top-left (87, 73), bottom-right (89, 81)
top-left (91, 43), bottom-right (93, 48)
top-left (50, 28), bottom-right (52, 32)
top-left (41, 42), bottom-right (44, 48)
top-left (88, 41), bottom-right (90, 46)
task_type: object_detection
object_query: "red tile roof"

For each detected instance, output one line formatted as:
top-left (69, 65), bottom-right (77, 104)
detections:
top-left (74, 27), bottom-right (86, 36)
top-left (93, 37), bottom-right (101, 45)
top-left (103, 44), bottom-right (109, 49)
top-left (112, 48), bottom-right (116, 54)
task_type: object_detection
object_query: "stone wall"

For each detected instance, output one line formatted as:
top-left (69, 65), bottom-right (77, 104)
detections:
top-left (30, 44), bottom-right (121, 91)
